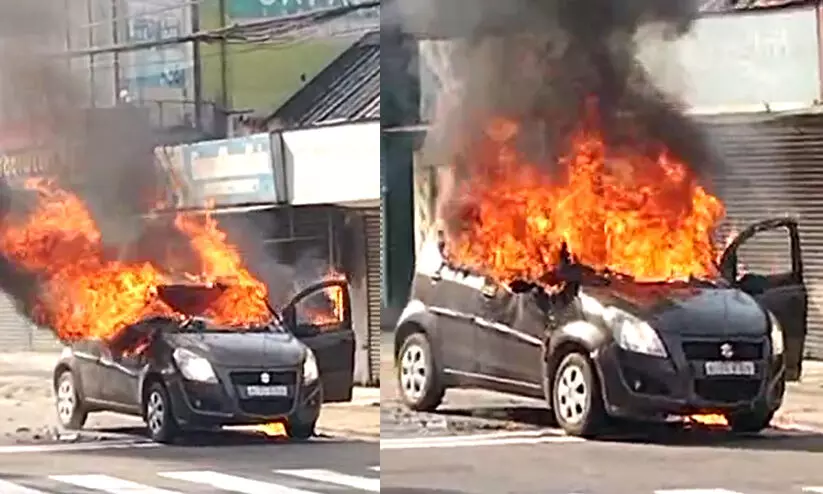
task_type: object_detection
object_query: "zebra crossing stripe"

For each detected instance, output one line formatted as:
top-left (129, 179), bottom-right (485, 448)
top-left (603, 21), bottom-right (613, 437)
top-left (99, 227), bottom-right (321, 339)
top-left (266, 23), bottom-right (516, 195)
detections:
top-left (159, 470), bottom-right (317, 494)
top-left (275, 468), bottom-right (380, 492)
top-left (655, 490), bottom-right (744, 494)
top-left (49, 474), bottom-right (180, 493)
top-left (0, 479), bottom-right (49, 494)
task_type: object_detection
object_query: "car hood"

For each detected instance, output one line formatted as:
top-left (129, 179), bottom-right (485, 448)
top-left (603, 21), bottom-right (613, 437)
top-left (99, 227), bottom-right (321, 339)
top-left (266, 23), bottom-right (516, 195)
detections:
top-left (581, 283), bottom-right (768, 337)
top-left (164, 331), bottom-right (305, 367)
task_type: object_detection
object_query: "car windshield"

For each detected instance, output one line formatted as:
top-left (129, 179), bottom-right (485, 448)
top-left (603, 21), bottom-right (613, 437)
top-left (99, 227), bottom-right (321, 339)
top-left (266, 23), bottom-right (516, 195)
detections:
top-left (156, 283), bottom-right (285, 333)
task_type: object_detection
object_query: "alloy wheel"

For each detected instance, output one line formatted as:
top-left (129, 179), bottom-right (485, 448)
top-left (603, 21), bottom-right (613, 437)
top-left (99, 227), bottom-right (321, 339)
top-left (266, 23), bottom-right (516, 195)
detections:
top-left (146, 390), bottom-right (165, 434)
top-left (556, 364), bottom-right (588, 424)
top-left (56, 376), bottom-right (76, 425)
top-left (400, 343), bottom-right (427, 401)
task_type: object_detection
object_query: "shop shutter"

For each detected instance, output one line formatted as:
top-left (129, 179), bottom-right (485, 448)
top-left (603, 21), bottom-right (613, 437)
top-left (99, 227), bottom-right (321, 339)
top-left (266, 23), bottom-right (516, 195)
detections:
top-left (701, 115), bottom-right (823, 359)
top-left (363, 207), bottom-right (383, 384)
top-left (31, 326), bottom-right (63, 352)
top-left (0, 295), bottom-right (32, 350)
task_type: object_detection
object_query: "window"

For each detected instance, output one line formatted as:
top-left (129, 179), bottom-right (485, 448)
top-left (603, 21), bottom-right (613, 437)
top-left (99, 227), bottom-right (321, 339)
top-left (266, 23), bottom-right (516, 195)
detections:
top-left (294, 285), bottom-right (345, 329)
top-left (736, 227), bottom-right (792, 277)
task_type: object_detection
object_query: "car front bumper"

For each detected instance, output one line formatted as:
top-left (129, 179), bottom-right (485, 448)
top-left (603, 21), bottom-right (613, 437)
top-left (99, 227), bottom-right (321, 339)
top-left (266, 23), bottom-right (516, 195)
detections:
top-left (164, 366), bottom-right (322, 429)
top-left (594, 337), bottom-right (785, 421)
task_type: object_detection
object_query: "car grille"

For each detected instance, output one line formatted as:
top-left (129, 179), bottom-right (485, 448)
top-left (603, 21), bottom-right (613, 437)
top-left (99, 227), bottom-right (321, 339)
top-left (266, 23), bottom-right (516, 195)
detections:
top-left (682, 340), bottom-right (764, 361)
top-left (694, 379), bottom-right (761, 403)
top-left (238, 398), bottom-right (294, 416)
top-left (230, 370), bottom-right (298, 386)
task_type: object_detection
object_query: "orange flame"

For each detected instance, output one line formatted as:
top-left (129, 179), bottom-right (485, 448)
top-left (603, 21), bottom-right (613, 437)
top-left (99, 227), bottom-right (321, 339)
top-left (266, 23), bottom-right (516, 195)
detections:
top-left (305, 268), bottom-right (346, 326)
top-left (687, 414), bottom-right (728, 427)
top-left (0, 179), bottom-right (270, 343)
top-left (444, 112), bottom-right (725, 287)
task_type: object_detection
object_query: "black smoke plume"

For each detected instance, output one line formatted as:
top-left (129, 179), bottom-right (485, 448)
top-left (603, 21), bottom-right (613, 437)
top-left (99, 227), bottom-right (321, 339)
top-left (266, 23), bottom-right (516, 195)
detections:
top-left (386, 0), bottom-right (727, 240)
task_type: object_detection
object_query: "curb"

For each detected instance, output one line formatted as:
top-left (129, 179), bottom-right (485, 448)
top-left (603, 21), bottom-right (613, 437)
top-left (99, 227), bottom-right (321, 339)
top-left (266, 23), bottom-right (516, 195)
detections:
top-left (316, 428), bottom-right (380, 442)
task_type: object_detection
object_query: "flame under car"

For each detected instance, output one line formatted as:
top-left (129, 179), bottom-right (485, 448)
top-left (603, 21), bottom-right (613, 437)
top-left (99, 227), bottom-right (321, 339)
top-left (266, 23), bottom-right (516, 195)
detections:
top-left (394, 218), bottom-right (808, 437)
top-left (53, 279), bottom-right (354, 443)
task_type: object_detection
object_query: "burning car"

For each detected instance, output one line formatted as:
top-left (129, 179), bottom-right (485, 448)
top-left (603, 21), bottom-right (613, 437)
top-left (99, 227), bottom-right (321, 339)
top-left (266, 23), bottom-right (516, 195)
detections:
top-left (394, 217), bottom-right (807, 437)
top-left (53, 279), bottom-right (354, 443)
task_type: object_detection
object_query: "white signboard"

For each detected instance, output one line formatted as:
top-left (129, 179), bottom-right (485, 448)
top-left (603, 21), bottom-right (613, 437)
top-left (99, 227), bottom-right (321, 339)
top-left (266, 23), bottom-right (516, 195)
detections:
top-left (641, 6), bottom-right (821, 114)
top-left (282, 122), bottom-right (380, 205)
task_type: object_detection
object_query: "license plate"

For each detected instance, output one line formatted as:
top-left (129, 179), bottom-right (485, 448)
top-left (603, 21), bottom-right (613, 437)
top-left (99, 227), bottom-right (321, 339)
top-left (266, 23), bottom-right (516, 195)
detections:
top-left (245, 385), bottom-right (289, 397)
top-left (704, 361), bottom-right (756, 376)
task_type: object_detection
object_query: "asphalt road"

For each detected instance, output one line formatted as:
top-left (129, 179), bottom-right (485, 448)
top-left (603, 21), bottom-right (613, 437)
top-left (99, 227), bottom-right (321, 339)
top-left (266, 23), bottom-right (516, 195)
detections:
top-left (381, 426), bottom-right (823, 494)
top-left (0, 434), bottom-right (379, 493)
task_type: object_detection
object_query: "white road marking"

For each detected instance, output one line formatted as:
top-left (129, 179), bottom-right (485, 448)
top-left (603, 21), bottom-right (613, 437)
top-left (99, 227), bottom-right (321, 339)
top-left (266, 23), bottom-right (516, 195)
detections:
top-left (159, 470), bottom-right (317, 494)
top-left (654, 490), bottom-right (744, 494)
top-left (275, 469), bottom-right (380, 492)
top-left (381, 433), bottom-right (583, 450)
top-left (49, 474), bottom-right (180, 493)
top-left (802, 488), bottom-right (823, 493)
top-left (369, 466), bottom-right (380, 472)
top-left (0, 479), bottom-right (49, 494)
top-left (0, 440), bottom-right (158, 455)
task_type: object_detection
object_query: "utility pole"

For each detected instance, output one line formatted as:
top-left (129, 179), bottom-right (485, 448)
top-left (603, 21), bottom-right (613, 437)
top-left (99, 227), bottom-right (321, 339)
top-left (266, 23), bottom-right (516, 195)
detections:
top-left (191, 0), bottom-right (203, 131)
top-left (111, 0), bottom-right (121, 100)
top-left (218, 0), bottom-right (230, 126)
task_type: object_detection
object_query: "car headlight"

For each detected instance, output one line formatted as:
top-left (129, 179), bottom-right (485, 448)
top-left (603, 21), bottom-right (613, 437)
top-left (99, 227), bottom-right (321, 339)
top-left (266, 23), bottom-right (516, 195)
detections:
top-left (768, 311), bottom-right (784, 355)
top-left (605, 307), bottom-right (668, 357)
top-left (303, 348), bottom-right (319, 383)
top-left (173, 348), bottom-right (218, 383)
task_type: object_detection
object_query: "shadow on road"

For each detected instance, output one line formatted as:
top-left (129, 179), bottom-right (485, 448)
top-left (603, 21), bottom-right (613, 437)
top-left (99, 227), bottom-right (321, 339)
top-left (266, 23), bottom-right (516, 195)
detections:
top-left (431, 406), bottom-right (556, 428)
top-left (90, 426), bottom-right (352, 447)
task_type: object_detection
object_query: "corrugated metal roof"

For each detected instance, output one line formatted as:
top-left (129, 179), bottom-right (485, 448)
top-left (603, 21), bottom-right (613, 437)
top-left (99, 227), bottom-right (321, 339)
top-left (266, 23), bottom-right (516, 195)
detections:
top-left (698, 0), bottom-right (813, 13)
top-left (266, 31), bottom-right (379, 128)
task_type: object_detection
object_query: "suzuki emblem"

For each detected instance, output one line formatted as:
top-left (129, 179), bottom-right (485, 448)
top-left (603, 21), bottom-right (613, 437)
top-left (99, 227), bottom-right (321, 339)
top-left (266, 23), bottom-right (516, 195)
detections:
top-left (260, 372), bottom-right (271, 384)
top-left (720, 343), bottom-right (734, 359)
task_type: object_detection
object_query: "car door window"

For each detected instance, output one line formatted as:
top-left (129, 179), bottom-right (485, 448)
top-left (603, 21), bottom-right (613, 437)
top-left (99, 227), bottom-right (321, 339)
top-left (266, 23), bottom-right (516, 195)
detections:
top-left (294, 284), bottom-right (346, 330)
top-left (722, 220), bottom-right (800, 294)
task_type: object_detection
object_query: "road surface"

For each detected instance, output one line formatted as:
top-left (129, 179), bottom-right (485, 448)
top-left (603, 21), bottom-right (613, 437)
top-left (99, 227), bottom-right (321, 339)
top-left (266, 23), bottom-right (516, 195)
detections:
top-left (0, 434), bottom-right (379, 493)
top-left (381, 426), bottom-right (823, 494)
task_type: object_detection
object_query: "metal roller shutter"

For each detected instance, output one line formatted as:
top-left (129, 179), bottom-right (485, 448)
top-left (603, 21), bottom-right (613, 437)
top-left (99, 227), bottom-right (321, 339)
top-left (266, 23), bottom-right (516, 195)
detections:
top-left (363, 207), bottom-right (383, 384)
top-left (0, 295), bottom-right (32, 350)
top-left (31, 326), bottom-right (63, 351)
top-left (701, 115), bottom-right (823, 359)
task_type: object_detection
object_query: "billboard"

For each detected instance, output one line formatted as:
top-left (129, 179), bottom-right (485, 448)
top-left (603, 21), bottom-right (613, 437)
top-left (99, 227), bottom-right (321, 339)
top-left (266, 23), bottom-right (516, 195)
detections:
top-left (281, 122), bottom-right (379, 206)
top-left (179, 133), bottom-right (281, 208)
top-left (122, 0), bottom-right (195, 98)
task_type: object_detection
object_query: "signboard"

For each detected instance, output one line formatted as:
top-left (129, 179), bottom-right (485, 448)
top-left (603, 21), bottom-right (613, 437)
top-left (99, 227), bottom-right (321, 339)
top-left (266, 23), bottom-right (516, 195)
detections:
top-left (282, 122), bottom-right (380, 205)
top-left (640, 6), bottom-right (821, 114)
top-left (229, 0), bottom-right (375, 19)
top-left (179, 133), bottom-right (280, 208)
top-left (123, 0), bottom-right (194, 98)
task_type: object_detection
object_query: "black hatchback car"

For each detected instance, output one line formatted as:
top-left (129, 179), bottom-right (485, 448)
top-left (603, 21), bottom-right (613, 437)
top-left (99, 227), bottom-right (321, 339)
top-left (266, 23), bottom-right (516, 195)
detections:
top-left (394, 218), bottom-right (808, 437)
top-left (53, 279), bottom-right (354, 443)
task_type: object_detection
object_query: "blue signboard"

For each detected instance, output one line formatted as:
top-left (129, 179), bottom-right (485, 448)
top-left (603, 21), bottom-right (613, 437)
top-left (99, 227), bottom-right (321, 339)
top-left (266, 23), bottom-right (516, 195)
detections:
top-left (179, 133), bottom-right (280, 208)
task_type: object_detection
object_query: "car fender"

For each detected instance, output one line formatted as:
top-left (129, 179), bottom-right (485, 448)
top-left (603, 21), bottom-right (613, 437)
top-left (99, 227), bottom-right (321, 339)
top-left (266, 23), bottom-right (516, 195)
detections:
top-left (53, 349), bottom-right (85, 399)
top-left (394, 300), bottom-right (441, 362)
top-left (543, 320), bottom-right (611, 399)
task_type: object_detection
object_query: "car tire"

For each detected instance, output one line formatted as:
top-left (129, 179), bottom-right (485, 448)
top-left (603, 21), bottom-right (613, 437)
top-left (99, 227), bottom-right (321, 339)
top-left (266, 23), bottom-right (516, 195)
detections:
top-left (55, 370), bottom-right (88, 430)
top-left (143, 382), bottom-right (179, 444)
top-left (397, 332), bottom-right (445, 411)
top-left (285, 420), bottom-right (317, 440)
top-left (551, 352), bottom-right (607, 438)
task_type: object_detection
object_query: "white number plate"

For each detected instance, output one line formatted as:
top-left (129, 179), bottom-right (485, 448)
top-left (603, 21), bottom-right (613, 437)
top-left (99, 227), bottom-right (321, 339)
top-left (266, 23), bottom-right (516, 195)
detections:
top-left (704, 361), bottom-right (756, 376)
top-left (245, 385), bottom-right (289, 397)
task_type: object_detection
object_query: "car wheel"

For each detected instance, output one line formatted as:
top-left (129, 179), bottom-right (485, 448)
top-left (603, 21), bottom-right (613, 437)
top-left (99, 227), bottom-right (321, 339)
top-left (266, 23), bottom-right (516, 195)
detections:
top-left (551, 352), bottom-right (607, 438)
top-left (728, 407), bottom-right (775, 434)
top-left (143, 382), bottom-right (178, 444)
top-left (285, 420), bottom-right (316, 440)
top-left (55, 370), bottom-right (88, 430)
top-left (397, 332), bottom-right (445, 411)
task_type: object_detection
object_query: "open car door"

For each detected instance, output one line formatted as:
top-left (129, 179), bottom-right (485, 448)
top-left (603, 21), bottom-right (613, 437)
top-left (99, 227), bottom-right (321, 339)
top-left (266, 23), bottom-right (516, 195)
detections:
top-left (282, 279), bottom-right (355, 402)
top-left (719, 217), bottom-right (808, 381)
